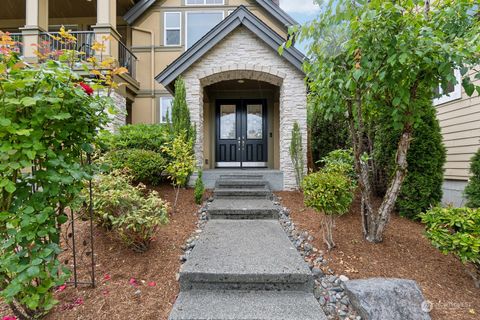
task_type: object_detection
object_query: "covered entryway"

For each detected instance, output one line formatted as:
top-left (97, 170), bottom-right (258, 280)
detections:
top-left (155, 6), bottom-right (308, 190)
top-left (216, 99), bottom-right (268, 168)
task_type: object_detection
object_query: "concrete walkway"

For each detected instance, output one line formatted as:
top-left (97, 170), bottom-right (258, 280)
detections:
top-left (169, 175), bottom-right (327, 320)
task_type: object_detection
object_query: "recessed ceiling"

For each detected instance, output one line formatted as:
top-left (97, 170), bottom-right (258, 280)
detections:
top-left (0, 0), bottom-right (139, 20)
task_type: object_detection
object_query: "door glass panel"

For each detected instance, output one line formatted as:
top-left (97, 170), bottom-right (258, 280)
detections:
top-left (247, 104), bottom-right (263, 140)
top-left (220, 105), bottom-right (236, 140)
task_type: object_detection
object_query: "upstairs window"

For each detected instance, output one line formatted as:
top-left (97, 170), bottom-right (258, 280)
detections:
top-left (186, 11), bottom-right (224, 49)
top-left (433, 69), bottom-right (462, 106)
top-left (164, 12), bottom-right (181, 46)
top-left (186, 0), bottom-right (224, 5)
top-left (160, 97), bottom-right (173, 123)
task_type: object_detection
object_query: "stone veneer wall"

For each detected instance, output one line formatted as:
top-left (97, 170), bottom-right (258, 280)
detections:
top-left (182, 26), bottom-right (307, 190)
top-left (105, 91), bottom-right (127, 134)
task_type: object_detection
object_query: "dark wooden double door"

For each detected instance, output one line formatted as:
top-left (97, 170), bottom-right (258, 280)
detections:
top-left (215, 99), bottom-right (267, 168)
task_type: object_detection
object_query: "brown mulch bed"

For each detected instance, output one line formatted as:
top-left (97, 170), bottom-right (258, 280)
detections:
top-left (276, 191), bottom-right (479, 320)
top-left (1, 184), bottom-right (200, 320)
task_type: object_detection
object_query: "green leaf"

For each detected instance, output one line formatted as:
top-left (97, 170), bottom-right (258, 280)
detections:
top-left (0, 118), bottom-right (11, 126)
top-left (21, 96), bottom-right (37, 107)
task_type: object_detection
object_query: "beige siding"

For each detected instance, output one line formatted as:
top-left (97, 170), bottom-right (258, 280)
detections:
top-left (437, 71), bottom-right (480, 181)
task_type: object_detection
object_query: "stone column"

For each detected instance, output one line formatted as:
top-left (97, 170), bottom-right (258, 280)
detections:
top-left (21, 0), bottom-right (48, 60)
top-left (92, 0), bottom-right (120, 61)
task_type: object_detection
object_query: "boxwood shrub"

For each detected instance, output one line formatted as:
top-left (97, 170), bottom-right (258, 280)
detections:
top-left (104, 148), bottom-right (166, 185)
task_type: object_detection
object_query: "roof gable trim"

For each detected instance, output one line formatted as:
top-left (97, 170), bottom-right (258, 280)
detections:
top-left (155, 6), bottom-right (305, 88)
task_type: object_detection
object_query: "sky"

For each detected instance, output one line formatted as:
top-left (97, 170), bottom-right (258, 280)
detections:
top-left (279, 0), bottom-right (321, 54)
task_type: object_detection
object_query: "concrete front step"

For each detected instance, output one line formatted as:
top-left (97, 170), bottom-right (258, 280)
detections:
top-left (208, 199), bottom-right (279, 219)
top-left (214, 188), bottom-right (272, 199)
top-left (219, 174), bottom-right (265, 180)
top-left (215, 179), bottom-right (270, 189)
top-left (169, 289), bottom-right (327, 320)
top-left (179, 220), bottom-right (313, 291)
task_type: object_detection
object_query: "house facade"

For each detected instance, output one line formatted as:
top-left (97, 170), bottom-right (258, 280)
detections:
top-left (435, 69), bottom-right (480, 206)
top-left (1, 0), bottom-right (307, 190)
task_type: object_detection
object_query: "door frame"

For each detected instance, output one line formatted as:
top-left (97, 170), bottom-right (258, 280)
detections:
top-left (215, 99), bottom-right (268, 168)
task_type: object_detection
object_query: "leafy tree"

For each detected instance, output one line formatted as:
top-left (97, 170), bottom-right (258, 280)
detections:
top-left (290, 121), bottom-right (305, 189)
top-left (194, 169), bottom-right (205, 205)
top-left (303, 170), bottom-right (354, 250)
top-left (421, 207), bottom-right (480, 288)
top-left (289, 0), bottom-right (480, 242)
top-left (162, 132), bottom-right (196, 211)
top-left (465, 149), bottom-right (480, 208)
top-left (170, 77), bottom-right (195, 144)
top-left (374, 98), bottom-right (446, 219)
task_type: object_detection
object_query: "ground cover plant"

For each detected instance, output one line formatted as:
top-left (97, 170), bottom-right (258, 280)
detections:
top-left (0, 29), bottom-right (125, 319)
top-left (287, 0), bottom-right (480, 242)
top-left (421, 207), bottom-right (480, 288)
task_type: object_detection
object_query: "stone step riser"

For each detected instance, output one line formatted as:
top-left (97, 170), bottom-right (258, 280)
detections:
top-left (214, 191), bottom-right (272, 199)
top-left (179, 275), bottom-right (313, 292)
top-left (219, 175), bottom-right (264, 180)
top-left (208, 210), bottom-right (278, 220)
top-left (215, 181), bottom-right (270, 189)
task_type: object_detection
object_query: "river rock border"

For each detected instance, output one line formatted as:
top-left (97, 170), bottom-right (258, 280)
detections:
top-left (273, 196), bottom-right (361, 320)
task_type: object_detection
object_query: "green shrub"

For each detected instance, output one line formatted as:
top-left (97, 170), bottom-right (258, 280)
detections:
top-left (308, 102), bottom-right (350, 167)
top-left (290, 121), bottom-right (305, 189)
top-left (104, 148), bottom-right (166, 185)
top-left (99, 124), bottom-right (170, 154)
top-left (420, 207), bottom-right (480, 288)
top-left (321, 149), bottom-right (356, 183)
top-left (302, 170), bottom-right (355, 250)
top-left (465, 149), bottom-right (480, 208)
top-left (91, 171), bottom-right (169, 252)
top-left (374, 99), bottom-right (445, 219)
top-left (162, 132), bottom-right (196, 210)
top-left (194, 170), bottom-right (205, 205)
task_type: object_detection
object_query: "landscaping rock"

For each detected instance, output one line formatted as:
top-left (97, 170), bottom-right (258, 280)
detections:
top-left (344, 278), bottom-right (431, 320)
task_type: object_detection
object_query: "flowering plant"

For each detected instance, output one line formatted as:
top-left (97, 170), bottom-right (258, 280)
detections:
top-left (0, 28), bottom-right (125, 319)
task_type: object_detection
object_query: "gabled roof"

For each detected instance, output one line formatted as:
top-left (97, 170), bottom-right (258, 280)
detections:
top-left (123, 0), bottom-right (298, 27)
top-left (155, 5), bottom-right (305, 89)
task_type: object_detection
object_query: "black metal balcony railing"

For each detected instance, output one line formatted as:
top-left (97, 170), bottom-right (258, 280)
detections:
top-left (5, 31), bottom-right (137, 79)
top-left (118, 41), bottom-right (137, 79)
top-left (7, 32), bottom-right (23, 53)
top-left (39, 31), bottom-right (96, 59)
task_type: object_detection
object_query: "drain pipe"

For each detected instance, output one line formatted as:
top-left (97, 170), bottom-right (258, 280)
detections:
top-left (131, 26), bottom-right (155, 123)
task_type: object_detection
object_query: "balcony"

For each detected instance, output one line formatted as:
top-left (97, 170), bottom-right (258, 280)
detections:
top-left (8, 31), bottom-right (137, 79)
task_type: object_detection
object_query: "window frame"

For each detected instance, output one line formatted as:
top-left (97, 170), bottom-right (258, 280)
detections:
top-left (159, 96), bottom-right (173, 124)
top-left (185, 0), bottom-right (225, 6)
top-left (185, 10), bottom-right (225, 50)
top-left (164, 12), bottom-right (182, 47)
top-left (433, 69), bottom-right (462, 106)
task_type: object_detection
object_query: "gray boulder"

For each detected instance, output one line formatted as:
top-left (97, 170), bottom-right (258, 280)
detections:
top-left (344, 278), bottom-right (431, 320)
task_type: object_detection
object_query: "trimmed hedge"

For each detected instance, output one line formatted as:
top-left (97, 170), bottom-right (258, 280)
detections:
top-left (374, 99), bottom-right (446, 219)
top-left (104, 149), bottom-right (166, 185)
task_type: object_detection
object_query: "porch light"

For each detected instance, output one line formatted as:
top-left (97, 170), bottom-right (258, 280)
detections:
top-left (238, 79), bottom-right (245, 83)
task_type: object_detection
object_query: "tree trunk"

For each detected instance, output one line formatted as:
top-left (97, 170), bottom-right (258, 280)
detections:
top-left (322, 214), bottom-right (336, 251)
top-left (364, 123), bottom-right (413, 242)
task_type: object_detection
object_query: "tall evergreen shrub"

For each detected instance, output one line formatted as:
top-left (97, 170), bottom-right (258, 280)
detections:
top-left (290, 121), bottom-right (305, 189)
top-left (171, 77), bottom-right (195, 144)
top-left (374, 99), bottom-right (446, 219)
top-left (465, 149), bottom-right (480, 208)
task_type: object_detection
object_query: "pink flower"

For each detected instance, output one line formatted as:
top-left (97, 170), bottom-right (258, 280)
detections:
top-left (102, 290), bottom-right (109, 296)
top-left (78, 82), bottom-right (94, 96)
top-left (148, 281), bottom-right (156, 287)
top-left (129, 278), bottom-right (137, 286)
top-left (3, 316), bottom-right (17, 320)
top-left (55, 284), bottom-right (67, 293)
top-left (74, 297), bottom-right (84, 306)
top-left (103, 274), bottom-right (111, 281)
